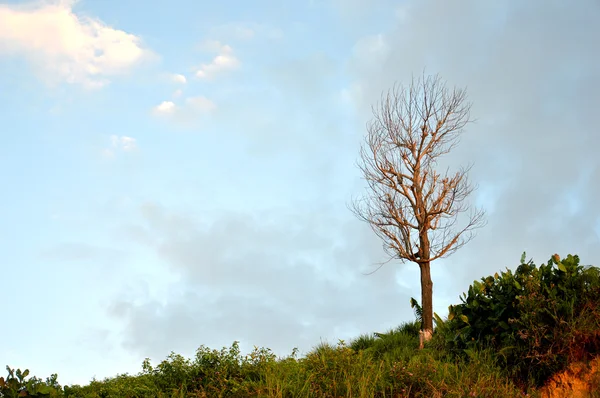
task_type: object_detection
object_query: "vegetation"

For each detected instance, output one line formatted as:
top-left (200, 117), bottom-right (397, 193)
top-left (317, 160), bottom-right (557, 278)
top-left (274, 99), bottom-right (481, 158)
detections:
top-left (3, 253), bottom-right (598, 398)
top-left (443, 252), bottom-right (600, 387)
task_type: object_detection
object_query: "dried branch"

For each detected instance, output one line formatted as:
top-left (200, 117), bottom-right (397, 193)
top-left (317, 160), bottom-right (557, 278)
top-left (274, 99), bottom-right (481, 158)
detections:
top-left (350, 73), bottom-right (486, 266)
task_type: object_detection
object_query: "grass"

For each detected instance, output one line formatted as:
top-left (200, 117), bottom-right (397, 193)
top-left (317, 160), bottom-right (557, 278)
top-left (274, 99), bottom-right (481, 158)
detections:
top-left (16, 320), bottom-right (533, 398)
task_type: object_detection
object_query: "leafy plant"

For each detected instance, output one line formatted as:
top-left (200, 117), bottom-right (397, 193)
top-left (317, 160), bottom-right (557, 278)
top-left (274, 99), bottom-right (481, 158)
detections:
top-left (410, 297), bottom-right (423, 328)
top-left (444, 252), bottom-right (600, 386)
top-left (0, 366), bottom-right (60, 397)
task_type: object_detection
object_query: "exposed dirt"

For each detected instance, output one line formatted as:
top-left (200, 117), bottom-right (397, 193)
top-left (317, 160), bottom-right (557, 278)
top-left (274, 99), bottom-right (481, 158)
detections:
top-left (540, 356), bottom-right (600, 398)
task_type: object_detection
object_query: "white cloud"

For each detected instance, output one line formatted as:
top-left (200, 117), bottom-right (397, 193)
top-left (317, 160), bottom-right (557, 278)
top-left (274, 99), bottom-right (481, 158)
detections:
top-left (101, 148), bottom-right (115, 158)
top-left (151, 97), bottom-right (217, 127)
top-left (198, 39), bottom-right (229, 53)
top-left (172, 89), bottom-right (183, 98)
top-left (208, 22), bottom-right (284, 41)
top-left (228, 25), bottom-right (254, 40)
top-left (153, 97), bottom-right (216, 116)
top-left (171, 73), bottom-right (186, 84)
top-left (0, 0), bottom-right (152, 87)
top-left (195, 40), bottom-right (240, 80)
top-left (103, 135), bottom-right (137, 157)
top-left (153, 101), bottom-right (176, 115)
top-left (185, 96), bottom-right (217, 112)
top-left (112, 135), bottom-right (137, 151)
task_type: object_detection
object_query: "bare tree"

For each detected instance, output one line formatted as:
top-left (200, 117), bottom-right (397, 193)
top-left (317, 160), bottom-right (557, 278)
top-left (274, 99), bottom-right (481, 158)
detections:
top-left (350, 73), bottom-right (486, 345)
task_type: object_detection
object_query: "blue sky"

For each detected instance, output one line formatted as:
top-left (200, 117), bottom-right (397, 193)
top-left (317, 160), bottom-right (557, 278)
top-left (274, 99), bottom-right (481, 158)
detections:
top-left (1, 0), bottom-right (599, 387)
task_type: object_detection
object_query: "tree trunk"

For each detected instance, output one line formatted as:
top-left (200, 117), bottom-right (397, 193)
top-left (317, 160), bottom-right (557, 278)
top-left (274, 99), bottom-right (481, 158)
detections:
top-left (419, 260), bottom-right (434, 347)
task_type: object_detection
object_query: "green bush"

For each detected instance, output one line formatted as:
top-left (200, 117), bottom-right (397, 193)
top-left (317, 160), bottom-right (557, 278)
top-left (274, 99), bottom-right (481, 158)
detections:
top-left (147, 341), bottom-right (255, 397)
top-left (368, 329), bottom-right (419, 362)
top-left (349, 333), bottom-right (377, 352)
top-left (0, 366), bottom-right (62, 397)
top-left (349, 320), bottom-right (421, 361)
top-left (444, 253), bottom-right (600, 386)
top-left (64, 373), bottom-right (159, 398)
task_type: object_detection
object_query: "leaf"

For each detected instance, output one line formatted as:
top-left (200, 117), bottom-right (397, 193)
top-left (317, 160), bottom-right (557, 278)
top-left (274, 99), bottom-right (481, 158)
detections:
top-left (410, 297), bottom-right (423, 322)
top-left (21, 369), bottom-right (29, 379)
top-left (558, 262), bottom-right (567, 273)
top-left (460, 314), bottom-right (469, 324)
top-left (521, 251), bottom-right (526, 264)
top-left (410, 297), bottom-right (418, 308)
top-left (433, 312), bottom-right (445, 328)
top-left (514, 281), bottom-right (521, 290)
top-left (37, 385), bottom-right (54, 394)
top-left (473, 280), bottom-right (485, 293)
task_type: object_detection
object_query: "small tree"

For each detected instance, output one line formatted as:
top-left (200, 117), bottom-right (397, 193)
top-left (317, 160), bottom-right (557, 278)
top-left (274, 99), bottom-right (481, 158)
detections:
top-left (350, 73), bottom-right (485, 343)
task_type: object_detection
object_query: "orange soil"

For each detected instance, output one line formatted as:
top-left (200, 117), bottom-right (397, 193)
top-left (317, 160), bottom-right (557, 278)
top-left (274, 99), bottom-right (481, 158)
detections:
top-left (540, 356), bottom-right (600, 398)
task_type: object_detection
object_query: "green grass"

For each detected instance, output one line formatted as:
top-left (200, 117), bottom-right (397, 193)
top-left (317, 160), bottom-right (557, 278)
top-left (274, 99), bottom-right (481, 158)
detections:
top-left (2, 321), bottom-right (537, 398)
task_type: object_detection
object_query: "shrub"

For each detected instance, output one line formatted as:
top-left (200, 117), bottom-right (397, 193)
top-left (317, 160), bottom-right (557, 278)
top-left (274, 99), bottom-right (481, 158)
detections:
top-left (368, 329), bottom-right (419, 362)
top-left (349, 333), bottom-right (377, 352)
top-left (445, 253), bottom-right (600, 386)
top-left (0, 366), bottom-right (62, 398)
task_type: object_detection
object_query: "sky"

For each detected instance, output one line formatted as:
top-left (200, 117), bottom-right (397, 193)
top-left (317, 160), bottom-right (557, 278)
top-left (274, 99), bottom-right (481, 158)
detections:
top-left (0, 0), bottom-right (599, 387)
